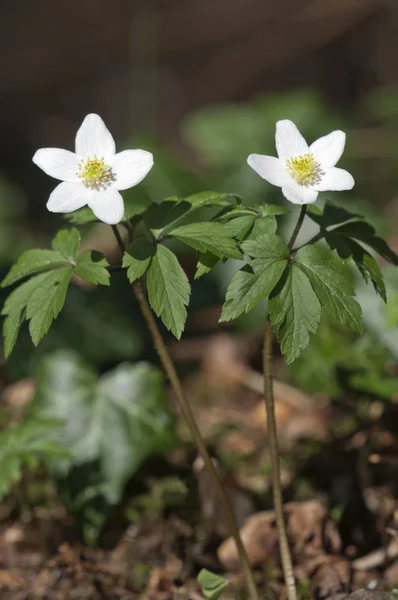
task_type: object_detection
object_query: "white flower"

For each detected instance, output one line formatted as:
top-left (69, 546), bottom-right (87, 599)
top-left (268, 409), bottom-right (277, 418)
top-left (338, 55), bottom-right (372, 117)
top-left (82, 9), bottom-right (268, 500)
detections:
top-left (247, 120), bottom-right (354, 205)
top-left (32, 113), bottom-right (154, 224)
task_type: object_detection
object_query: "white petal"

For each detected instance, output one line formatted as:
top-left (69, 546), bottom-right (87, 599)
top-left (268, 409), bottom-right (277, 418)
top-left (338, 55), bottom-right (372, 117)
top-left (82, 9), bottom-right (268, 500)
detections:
top-left (47, 182), bottom-right (89, 213)
top-left (312, 167), bottom-right (355, 192)
top-left (33, 148), bottom-right (80, 182)
top-left (275, 120), bottom-right (309, 161)
top-left (75, 113), bottom-right (116, 159)
top-left (310, 130), bottom-right (346, 168)
top-left (87, 188), bottom-right (124, 225)
top-left (111, 149), bottom-right (154, 190)
top-left (247, 154), bottom-right (290, 187)
top-left (281, 183), bottom-right (318, 205)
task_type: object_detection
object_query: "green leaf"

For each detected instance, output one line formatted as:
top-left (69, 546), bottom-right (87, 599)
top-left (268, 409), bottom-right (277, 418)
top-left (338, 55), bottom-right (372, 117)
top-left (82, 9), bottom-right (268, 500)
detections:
top-left (269, 266), bottom-right (321, 363)
top-left (147, 245), bottom-right (190, 339)
top-left (184, 191), bottom-right (241, 208)
top-left (1, 249), bottom-right (69, 287)
top-left (225, 215), bottom-right (256, 240)
top-left (326, 233), bottom-right (387, 301)
top-left (197, 569), bottom-right (229, 600)
top-left (51, 228), bottom-right (81, 261)
top-left (64, 207), bottom-right (97, 225)
top-left (220, 234), bottom-right (289, 322)
top-left (194, 251), bottom-right (220, 279)
top-left (29, 351), bottom-right (176, 505)
top-left (296, 245), bottom-right (362, 333)
top-left (2, 272), bottom-right (52, 357)
top-left (74, 251), bottom-right (110, 286)
top-left (26, 267), bottom-right (73, 345)
top-left (256, 204), bottom-right (290, 217)
top-left (308, 202), bottom-right (361, 228)
top-left (122, 238), bottom-right (155, 283)
top-left (244, 216), bottom-right (277, 240)
top-left (241, 233), bottom-right (289, 259)
top-left (331, 221), bottom-right (398, 265)
top-left (168, 222), bottom-right (242, 259)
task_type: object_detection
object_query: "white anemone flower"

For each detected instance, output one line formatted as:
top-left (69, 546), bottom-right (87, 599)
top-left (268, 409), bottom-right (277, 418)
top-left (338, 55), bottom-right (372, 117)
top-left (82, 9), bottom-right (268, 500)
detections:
top-left (247, 119), bottom-right (354, 205)
top-left (33, 113), bottom-right (154, 224)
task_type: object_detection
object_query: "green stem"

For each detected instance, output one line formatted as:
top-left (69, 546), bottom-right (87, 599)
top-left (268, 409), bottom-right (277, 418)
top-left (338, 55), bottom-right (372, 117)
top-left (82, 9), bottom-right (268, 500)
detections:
top-left (111, 225), bottom-right (259, 600)
top-left (288, 204), bottom-right (307, 250)
top-left (263, 319), bottom-right (297, 600)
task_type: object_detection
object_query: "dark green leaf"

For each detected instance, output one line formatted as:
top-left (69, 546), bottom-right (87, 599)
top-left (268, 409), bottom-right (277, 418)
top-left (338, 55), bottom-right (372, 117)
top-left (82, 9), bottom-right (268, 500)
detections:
top-left (197, 569), bottom-right (229, 600)
top-left (26, 267), bottom-right (73, 345)
top-left (331, 221), bottom-right (398, 265)
top-left (1, 249), bottom-right (69, 287)
top-left (168, 222), bottom-right (242, 259)
top-left (269, 266), bottom-right (321, 363)
top-left (52, 228), bottom-right (81, 262)
top-left (296, 245), bottom-right (362, 333)
top-left (122, 238), bottom-right (155, 283)
top-left (307, 202), bottom-right (362, 228)
top-left (29, 352), bottom-right (175, 504)
top-left (74, 251), bottom-right (110, 286)
top-left (147, 245), bottom-right (190, 339)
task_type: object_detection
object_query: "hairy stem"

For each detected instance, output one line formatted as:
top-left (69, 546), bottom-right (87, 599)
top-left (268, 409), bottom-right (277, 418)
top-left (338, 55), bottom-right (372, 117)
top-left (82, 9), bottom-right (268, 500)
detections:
top-left (263, 319), bottom-right (297, 600)
top-left (111, 225), bottom-right (259, 600)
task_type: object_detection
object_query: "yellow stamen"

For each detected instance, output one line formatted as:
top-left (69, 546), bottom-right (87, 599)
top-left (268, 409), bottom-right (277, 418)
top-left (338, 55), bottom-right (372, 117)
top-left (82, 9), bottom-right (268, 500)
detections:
top-left (286, 153), bottom-right (323, 186)
top-left (77, 156), bottom-right (114, 189)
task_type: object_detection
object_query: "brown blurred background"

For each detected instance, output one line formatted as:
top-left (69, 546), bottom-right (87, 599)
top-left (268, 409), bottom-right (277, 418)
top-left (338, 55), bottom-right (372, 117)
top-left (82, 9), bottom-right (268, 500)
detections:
top-left (0, 0), bottom-right (396, 181)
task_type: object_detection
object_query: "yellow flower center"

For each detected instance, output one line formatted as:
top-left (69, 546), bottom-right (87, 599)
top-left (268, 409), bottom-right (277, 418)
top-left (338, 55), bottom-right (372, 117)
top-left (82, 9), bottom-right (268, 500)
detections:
top-left (286, 153), bottom-right (323, 186)
top-left (77, 156), bottom-right (114, 189)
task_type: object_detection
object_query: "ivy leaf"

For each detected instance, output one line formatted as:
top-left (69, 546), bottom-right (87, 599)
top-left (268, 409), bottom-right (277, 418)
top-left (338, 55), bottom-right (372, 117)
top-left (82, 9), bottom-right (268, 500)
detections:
top-left (197, 569), bottom-right (229, 600)
top-left (1, 249), bottom-right (69, 287)
top-left (269, 266), bottom-right (321, 364)
top-left (220, 235), bottom-right (289, 322)
top-left (51, 228), bottom-right (81, 262)
top-left (168, 222), bottom-right (242, 259)
top-left (29, 352), bottom-right (176, 506)
top-left (74, 251), bottom-right (110, 286)
top-left (26, 267), bottom-right (73, 345)
top-left (296, 246), bottom-right (362, 333)
top-left (147, 245), bottom-right (190, 339)
top-left (122, 239), bottom-right (155, 284)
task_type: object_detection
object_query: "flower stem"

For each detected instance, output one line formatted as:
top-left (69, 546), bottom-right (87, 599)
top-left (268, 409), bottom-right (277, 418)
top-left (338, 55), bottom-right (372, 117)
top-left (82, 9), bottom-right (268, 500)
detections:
top-left (261, 204), bottom-right (308, 600)
top-left (263, 319), bottom-right (297, 600)
top-left (288, 204), bottom-right (307, 250)
top-left (111, 225), bottom-right (259, 600)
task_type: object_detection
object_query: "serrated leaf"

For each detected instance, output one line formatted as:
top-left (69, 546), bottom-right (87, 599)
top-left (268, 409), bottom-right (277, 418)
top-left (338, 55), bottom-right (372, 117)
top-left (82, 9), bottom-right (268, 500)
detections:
top-left (2, 272), bottom-right (52, 357)
top-left (168, 222), bottom-right (242, 259)
top-left (220, 234), bottom-right (289, 321)
top-left (122, 238), bottom-right (155, 283)
top-left (197, 569), bottom-right (229, 600)
top-left (241, 233), bottom-right (289, 259)
top-left (269, 266), bottom-right (321, 363)
top-left (1, 249), bottom-right (68, 287)
top-left (331, 221), bottom-right (398, 265)
top-left (29, 352), bottom-right (176, 505)
top-left (147, 245), bottom-right (190, 339)
top-left (194, 251), bottom-right (220, 279)
top-left (296, 245), bottom-right (362, 333)
top-left (326, 233), bottom-right (387, 301)
top-left (52, 228), bottom-right (81, 261)
top-left (26, 267), bottom-right (73, 345)
top-left (184, 191), bottom-right (241, 207)
top-left (74, 251), bottom-right (110, 285)
top-left (225, 215), bottom-right (256, 240)
top-left (256, 204), bottom-right (290, 217)
top-left (244, 216), bottom-right (277, 240)
top-left (308, 202), bottom-right (361, 227)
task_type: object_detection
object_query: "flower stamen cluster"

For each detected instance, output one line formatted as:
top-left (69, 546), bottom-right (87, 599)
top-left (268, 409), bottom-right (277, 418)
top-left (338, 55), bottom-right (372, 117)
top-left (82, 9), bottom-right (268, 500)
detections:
top-left (77, 156), bottom-right (115, 190)
top-left (286, 153), bottom-right (324, 186)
